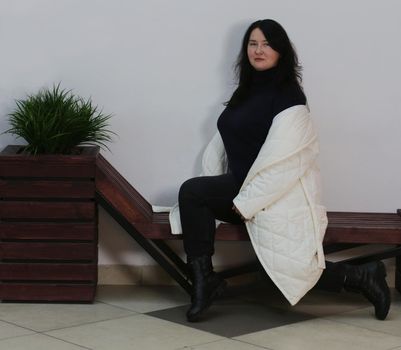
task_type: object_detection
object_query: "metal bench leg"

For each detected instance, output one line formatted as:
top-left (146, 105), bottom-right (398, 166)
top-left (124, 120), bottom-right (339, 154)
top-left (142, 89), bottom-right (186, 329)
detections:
top-left (151, 240), bottom-right (189, 277)
top-left (97, 195), bottom-right (192, 295)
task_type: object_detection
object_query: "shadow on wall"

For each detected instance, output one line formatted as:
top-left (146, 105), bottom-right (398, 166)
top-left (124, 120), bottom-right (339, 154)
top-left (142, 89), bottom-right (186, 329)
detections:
top-left (153, 21), bottom-right (251, 205)
top-left (196, 20), bottom-right (252, 175)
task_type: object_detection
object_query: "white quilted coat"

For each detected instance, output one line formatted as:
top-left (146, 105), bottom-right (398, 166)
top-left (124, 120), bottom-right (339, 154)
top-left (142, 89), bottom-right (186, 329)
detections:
top-left (167, 105), bottom-right (328, 305)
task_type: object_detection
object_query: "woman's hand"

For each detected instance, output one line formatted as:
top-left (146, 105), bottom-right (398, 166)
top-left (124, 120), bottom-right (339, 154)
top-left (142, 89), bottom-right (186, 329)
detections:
top-left (232, 204), bottom-right (247, 221)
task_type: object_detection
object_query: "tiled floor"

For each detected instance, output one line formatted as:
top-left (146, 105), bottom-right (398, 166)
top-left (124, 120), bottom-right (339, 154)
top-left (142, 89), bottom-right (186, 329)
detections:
top-left (0, 280), bottom-right (401, 350)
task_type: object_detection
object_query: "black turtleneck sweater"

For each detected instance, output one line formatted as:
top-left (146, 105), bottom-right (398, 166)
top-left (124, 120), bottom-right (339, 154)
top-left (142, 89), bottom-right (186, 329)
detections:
top-left (217, 67), bottom-right (306, 185)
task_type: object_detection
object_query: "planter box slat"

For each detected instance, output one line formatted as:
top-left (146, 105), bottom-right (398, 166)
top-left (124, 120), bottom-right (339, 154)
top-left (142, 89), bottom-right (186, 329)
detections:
top-left (0, 146), bottom-right (98, 178)
top-left (0, 179), bottom-right (95, 198)
top-left (0, 222), bottom-right (96, 241)
top-left (0, 159), bottom-right (95, 178)
top-left (0, 263), bottom-right (97, 281)
top-left (0, 242), bottom-right (96, 260)
top-left (0, 284), bottom-right (96, 302)
top-left (0, 202), bottom-right (95, 220)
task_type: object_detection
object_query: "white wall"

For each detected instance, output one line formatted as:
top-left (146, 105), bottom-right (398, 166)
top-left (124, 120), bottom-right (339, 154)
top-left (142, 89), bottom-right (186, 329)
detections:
top-left (1, 0), bottom-right (400, 267)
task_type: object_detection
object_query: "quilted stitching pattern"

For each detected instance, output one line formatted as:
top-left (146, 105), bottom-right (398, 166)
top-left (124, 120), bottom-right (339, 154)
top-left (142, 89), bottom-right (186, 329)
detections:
top-left (234, 106), bottom-right (327, 305)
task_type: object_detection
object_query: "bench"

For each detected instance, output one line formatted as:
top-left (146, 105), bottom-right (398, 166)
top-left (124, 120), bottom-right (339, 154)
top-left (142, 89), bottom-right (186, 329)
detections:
top-left (95, 154), bottom-right (401, 295)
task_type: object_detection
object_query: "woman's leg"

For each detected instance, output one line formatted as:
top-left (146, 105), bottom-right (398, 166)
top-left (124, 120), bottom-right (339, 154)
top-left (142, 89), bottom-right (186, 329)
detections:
top-left (179, 173), bottom-right (242, 257)
top-left (316, 261), bottom-right (390, 320)
top-left (178, 173), bottom-right (242, 322)
top-left (315, 261), bottom-right (346, 292)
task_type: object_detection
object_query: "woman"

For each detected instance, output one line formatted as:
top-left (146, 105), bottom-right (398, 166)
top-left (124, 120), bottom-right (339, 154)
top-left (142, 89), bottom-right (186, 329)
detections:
top-left (170, 19), bottom-right (390, 322)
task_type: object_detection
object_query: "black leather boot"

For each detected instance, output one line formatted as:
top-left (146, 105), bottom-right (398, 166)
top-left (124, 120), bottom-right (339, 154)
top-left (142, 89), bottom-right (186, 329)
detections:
top-left (344, 261), bottom-right (391, 320)
top-left (186, 255), bottom-right (227, 322)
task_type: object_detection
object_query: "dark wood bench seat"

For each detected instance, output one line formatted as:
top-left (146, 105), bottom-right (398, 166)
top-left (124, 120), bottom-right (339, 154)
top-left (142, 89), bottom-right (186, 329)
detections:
top-left (95, 154), bottom-right (401, 294)
top-left (138, 211), bottom-right (401, 244)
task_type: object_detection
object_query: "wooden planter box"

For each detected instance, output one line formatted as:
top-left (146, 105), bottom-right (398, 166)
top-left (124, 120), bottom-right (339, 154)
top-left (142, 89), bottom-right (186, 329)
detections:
top-left (0, 146), bottom-right (99, 302)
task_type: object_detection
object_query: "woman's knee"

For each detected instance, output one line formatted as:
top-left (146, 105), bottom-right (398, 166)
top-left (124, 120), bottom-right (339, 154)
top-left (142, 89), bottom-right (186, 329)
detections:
top-left (178, 177), bottom-right (205, 203)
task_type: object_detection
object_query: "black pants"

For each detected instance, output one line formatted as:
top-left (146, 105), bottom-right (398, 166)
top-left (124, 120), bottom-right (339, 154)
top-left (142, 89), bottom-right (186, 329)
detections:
top-left (179, 173), bottom-right (345, 292)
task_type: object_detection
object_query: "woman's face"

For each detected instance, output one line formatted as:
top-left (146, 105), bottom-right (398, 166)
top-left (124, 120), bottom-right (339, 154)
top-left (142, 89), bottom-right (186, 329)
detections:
top-left (247, 27), bottom-right (280, 71)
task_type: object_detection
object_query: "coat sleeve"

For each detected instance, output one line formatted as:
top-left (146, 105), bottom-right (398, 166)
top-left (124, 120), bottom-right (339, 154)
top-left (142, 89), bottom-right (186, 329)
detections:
top-left (201, 132), bottom-right (228, 176)
top-left (233, 107), bottom-right (319, 220)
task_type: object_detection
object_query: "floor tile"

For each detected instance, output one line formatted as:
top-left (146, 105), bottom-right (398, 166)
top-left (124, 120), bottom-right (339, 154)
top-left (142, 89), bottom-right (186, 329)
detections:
top-left (234, 318), bottom-right (401, 350)
top-left (96, 285), bottom-right (188, 313)
top-left (0, 284), bottom-right (399, 350)
top-left (0, 333), bottom-right (89, 350)
top-left (324, 298), bottom-right (401, 338)
top-left (0, 302), bottom-right (136, 332)
top-left (0, 320), bottom-right (34, 340)
top-left (175, 338), bottom-right (268, 350)
top-left (46, 314), bottom-right (222, 350)
top-left (147, 295), bottom-right (315, 337)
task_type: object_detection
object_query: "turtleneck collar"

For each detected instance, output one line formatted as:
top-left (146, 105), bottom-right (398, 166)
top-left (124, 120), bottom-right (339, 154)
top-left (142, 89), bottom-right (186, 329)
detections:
top-left (251, 66), bottom-right (279, 86)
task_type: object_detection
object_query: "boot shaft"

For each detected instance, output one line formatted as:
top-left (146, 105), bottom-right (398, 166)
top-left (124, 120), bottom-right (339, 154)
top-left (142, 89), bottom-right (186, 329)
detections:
top-left (186, 255), bottom-right (227, 322)
top-left (344, 262), bottom-right (386, 291)
top-left (187, 255), bottom-right (213, 281)
top-left (343, 261), bottom-right (391, 320)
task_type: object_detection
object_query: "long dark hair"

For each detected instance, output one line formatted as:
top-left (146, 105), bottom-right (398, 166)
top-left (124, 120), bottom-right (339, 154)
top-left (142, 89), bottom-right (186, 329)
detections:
top-left (226, 19), bottom-right (303, 107)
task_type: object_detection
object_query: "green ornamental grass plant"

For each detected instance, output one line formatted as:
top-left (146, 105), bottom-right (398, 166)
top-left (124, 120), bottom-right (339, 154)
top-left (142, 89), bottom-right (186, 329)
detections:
top-left (5, 84), bottom-right (114, 155)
